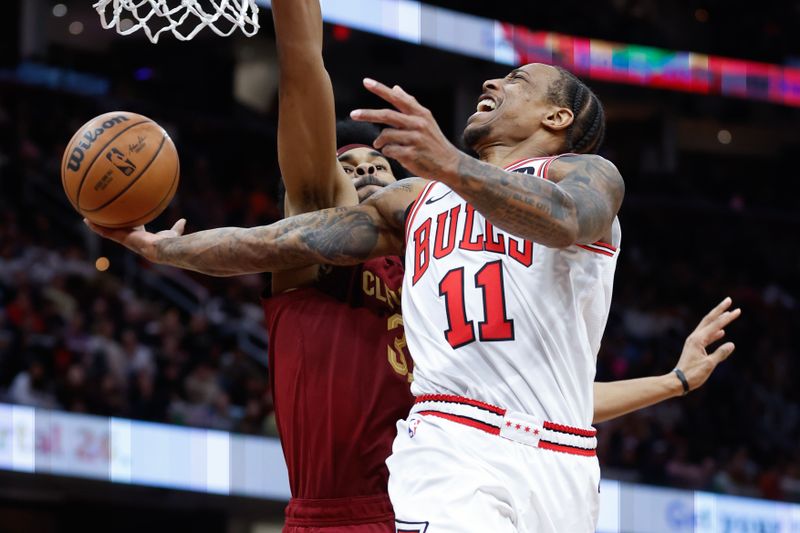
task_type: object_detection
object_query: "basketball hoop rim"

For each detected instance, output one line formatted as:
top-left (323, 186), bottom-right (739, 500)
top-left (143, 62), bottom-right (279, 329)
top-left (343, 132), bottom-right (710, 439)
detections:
top-left (93, 0), bottom-right (260, 43)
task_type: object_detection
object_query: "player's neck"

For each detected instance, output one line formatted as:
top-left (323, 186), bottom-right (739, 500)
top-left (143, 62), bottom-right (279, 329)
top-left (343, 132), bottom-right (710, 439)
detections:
top-left (477, 140), bottom-right (555, 169)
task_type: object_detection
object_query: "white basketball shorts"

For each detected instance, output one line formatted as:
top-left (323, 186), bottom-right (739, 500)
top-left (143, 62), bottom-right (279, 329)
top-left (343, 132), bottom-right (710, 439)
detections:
top-left (387, 395), bottom-right (601, 533)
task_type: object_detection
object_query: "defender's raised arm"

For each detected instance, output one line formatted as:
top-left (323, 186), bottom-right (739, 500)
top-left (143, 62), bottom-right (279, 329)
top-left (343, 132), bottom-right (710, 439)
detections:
top-left (272, 0), bottom-right (356, 214)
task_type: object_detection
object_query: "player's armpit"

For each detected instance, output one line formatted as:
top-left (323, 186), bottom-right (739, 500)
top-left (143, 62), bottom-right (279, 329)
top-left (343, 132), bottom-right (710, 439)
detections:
top-left (146, 178), bottom-right (425, 276)
top-left (546, 154), bottom-right (625, 245)
top-left (272, 0), bottom-right (356, 214)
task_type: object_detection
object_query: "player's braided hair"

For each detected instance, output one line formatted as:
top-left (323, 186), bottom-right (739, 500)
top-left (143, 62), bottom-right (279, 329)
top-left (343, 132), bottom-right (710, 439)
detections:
top-left (547, 67), bottom-right (606, 154)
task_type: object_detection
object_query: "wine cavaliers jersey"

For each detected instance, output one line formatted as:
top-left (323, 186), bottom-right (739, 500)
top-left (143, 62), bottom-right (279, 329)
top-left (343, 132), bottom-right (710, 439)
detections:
top-left (262, 257), bottom-right (414, 499)
top-left (403, 156), bottom-right (621, 429)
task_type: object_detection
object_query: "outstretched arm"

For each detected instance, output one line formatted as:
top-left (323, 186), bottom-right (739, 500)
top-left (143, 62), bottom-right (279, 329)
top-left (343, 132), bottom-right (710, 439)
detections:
top-left (86, 179), bottom-right (424, 277)
top-left (593, 297), bottom-right (741, 424)
top-left (351, 79), bottom-right (624, 247)
top-left (272, 0), bottom-right (356, 214)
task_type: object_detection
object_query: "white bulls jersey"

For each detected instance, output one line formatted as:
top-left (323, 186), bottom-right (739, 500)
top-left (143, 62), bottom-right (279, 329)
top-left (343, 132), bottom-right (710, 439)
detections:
top-left (402, 156), bottom-right (621, 428)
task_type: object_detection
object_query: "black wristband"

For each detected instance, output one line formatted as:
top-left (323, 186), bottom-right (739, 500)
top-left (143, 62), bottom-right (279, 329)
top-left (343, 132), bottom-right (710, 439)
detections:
top-left (673, 368), bottom-right (690, 396)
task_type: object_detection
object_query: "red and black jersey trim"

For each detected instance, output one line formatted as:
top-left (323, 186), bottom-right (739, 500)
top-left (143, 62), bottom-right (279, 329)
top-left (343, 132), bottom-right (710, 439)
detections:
top-left (539, 440), bottom-right (597, 457)
top-left (404, 181), bottom-right (437, 244)
top-left (415, 394), bottom-right (506, 416)
top-left (540, 153), bottom-right (577, 180)
top-left (503, 152), bottom-right (580, 178)
top-left (504, 156), bottom-right (551, 173)
top-left (543, 420), bottom-right (598, 438)
top-left (576, 241), bottom-right (617, 257)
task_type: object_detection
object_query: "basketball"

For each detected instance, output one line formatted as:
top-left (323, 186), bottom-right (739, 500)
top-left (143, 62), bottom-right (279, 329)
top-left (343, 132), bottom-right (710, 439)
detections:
top-left (61, 111), bottom-right (180, 228)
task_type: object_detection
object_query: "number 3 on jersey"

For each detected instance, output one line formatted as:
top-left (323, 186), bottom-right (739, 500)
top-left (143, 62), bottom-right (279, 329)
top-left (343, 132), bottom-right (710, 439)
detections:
top-left (438, 260), bottom-right (514, 348)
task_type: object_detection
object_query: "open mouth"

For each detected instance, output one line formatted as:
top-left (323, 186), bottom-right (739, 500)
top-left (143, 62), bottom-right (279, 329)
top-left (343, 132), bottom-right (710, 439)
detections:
top-left (475, 94), bottom-right (498, 113)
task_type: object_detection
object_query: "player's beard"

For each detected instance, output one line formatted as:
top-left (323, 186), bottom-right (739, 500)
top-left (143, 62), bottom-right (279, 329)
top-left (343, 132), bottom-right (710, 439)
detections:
top-left (462, 123), bottom-right (493, 156)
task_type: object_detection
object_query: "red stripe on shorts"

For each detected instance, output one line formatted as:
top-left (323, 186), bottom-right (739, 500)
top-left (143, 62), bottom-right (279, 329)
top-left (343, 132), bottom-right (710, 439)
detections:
top-left (416, 410), bottom-right (501, 435)
top-left (539, 440), bottom-right (597, 457)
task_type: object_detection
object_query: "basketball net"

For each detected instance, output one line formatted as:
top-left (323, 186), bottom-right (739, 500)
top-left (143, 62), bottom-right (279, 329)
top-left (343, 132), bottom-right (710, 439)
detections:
top-left (93, 0), bottom-right (260, 43)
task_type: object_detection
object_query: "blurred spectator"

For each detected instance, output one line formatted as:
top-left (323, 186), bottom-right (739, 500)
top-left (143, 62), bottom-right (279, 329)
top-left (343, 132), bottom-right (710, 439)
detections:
top-left (9, 359), bottom-right (58, 409)
top-left (121, 329), bottom-right (155, 379)
top-left (184, 360), bottom-right (224, 406)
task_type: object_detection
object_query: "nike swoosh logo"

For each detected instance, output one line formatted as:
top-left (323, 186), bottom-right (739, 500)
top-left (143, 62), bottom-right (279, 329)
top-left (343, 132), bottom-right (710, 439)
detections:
top-left (425, 191), bottom-right (453, 205)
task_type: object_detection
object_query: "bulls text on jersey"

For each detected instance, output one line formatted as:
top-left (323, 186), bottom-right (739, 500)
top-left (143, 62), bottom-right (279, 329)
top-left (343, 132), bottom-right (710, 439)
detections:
top-left (411, 204), bottom-right (533, 285)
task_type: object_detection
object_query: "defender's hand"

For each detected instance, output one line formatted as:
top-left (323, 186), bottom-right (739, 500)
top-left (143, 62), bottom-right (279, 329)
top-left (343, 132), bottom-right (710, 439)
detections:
top-left (350, 78), bottom-right (462, 181)
top-left (674, 297), bottom-right (741, 393)
top-left (84, 218), bottom-right (186, 263)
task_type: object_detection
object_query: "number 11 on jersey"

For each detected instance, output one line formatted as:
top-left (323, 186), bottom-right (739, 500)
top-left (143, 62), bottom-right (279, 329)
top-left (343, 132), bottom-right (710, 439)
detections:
top-left (438, 260), bottom-right (515, 349)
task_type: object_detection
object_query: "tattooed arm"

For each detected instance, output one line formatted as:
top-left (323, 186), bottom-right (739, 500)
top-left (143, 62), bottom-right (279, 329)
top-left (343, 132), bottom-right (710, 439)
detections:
top-left (85, 179), bottom-right (424, 277)
top-left (451, 154), bottom-right (624, 247)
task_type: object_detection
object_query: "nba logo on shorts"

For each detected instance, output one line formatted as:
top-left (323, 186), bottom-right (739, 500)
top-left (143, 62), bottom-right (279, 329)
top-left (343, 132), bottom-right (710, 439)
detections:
top-left (408, 417), bottom-right (421, 438)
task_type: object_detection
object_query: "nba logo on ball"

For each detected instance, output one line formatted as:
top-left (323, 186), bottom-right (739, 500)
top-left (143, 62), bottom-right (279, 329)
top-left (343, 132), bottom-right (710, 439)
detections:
top-left (408, 417), bottom-right (421, 438)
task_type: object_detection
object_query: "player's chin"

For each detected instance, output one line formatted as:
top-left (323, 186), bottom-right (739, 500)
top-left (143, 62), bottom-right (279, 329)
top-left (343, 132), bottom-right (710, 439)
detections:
top-left (462, 120), bottom-right (494, 151)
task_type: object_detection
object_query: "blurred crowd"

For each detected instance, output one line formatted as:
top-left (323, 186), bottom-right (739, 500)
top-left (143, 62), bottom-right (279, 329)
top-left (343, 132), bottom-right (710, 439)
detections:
top-left (2, 75), bottom-right (799, 504)
top-left (0, 213), bottom-right (278, 435)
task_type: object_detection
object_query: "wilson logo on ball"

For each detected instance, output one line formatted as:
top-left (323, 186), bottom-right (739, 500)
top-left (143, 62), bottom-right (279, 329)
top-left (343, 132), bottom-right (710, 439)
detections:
top-left (65, 115), bottom-right (130, 172)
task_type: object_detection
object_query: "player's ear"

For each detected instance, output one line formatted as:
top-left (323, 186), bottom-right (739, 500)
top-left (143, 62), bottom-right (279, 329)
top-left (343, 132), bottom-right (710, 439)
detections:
top-left (542, 107), bottom-right (573, 132)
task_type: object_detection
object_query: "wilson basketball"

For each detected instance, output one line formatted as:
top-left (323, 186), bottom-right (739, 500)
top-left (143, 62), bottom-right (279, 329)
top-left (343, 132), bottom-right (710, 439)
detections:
top-left (61, 111), bottom-right (179, 228)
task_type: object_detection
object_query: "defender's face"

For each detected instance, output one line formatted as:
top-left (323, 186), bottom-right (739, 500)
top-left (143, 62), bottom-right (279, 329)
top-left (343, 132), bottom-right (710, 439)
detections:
top-left (464, 63), bottom-right (561, 151)
top-left (338, 147), bottom-right (397, 202)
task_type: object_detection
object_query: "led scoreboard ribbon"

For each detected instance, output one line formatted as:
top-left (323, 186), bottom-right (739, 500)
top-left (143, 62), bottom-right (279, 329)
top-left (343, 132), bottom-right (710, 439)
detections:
top-left (499, 26), bottom-right (800, 107)
top-left (258, 0), bottom-right (800, 107)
